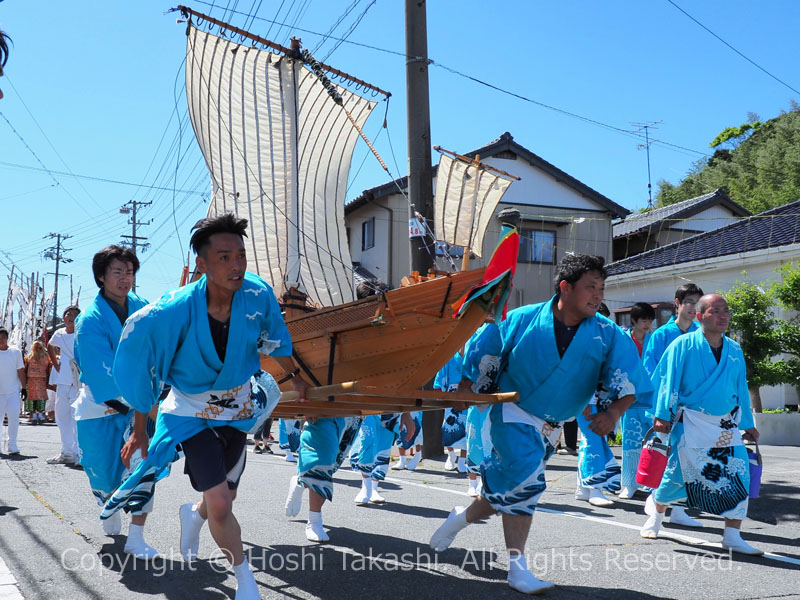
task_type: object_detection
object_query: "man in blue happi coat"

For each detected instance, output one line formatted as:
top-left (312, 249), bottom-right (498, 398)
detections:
top-left (618, 301), bottom-right (655, 499)
top-left (430, 254), bottom-right (651, 595)
top-left (73, 245), bottom-right (161, 558)
top-left (638, 282), bottom-right (706, 528)
top-left (107, 214), bottom-right (306, 599)
top-left (640, 294), bottom-right (762, 555)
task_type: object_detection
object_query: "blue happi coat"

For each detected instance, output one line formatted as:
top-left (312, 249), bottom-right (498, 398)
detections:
top-left (74, 290), bottom-right (149, 403)
top-left (435, 353), bottom-right (467, 448)
top-left (643, 317), bottom-right (699, 378)
top-left (114, 272), bottom-right (291, 407)
top-left (74, 290), bottom-right (153, 507)
top-left (620, 327), bottom-right (653, 491)
top-left (461, 298), bottom-right (651, 514)
top-left (101, 273), bottom-right (289, 518)
top-left (652, 328), bottom-right (754, 518)
top-left (463, 296), bottom-right (651, 422)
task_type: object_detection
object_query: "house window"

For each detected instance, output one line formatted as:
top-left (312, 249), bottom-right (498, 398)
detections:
top-left (518, 228), bottom-right (555, 264)
top-left (362, 217), bottom-right (375, 251)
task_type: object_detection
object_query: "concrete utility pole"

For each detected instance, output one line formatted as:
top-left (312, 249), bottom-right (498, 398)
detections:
top-left (42, 233), bottom-right (72, 326)
top-left (405, 0), bottom-right (442, 457)
top-left (405, 0), bottom-right (435, 276)
top-left (120, 200), bottom-right (152, 292)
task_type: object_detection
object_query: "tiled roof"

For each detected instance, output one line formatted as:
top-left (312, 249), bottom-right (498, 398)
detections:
top-left (607, 199), bottom-right (800, 276)
top-left (352, 263), bottom-right (379, 286)
top-left (346, 132), bottom-right (628, 218)
top-left (613, 189), bottom-right (750, 238)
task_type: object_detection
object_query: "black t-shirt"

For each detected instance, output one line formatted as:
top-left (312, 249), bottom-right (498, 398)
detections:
top-left (553, 315), bottom-right (580, 359)
top-left (208, 314), bottom-right (230, 362)
top-left (101, 289), bottom-right (128, 325)
top-left (710, 343), bottom-right (723, 364)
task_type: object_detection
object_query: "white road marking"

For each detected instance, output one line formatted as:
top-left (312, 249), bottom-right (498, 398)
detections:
top-left (383, 475), bottom-right (800, 567)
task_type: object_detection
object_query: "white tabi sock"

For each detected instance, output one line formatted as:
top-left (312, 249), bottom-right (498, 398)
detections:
top-left (456, 456), bottom-right (467, 473)
top-left (124, 524), bottom-right (160, 559)
top-left (429, 506), bottom-right (469, 551)
top-left (722, 526), bottom-right (763, 555)
top-left (507, 553), bottom-right (555, 594)
top-left (369, 479), bottom-right (386, 503)
top-left (399, 455), bottom-right (408, 467)
top-left (233, 559), bottom-right (259, 600)
top-left (306, 510), bottom-right (329, 542)
top-left (354, 477), bottom-right (371, 504)
top-left (127, 523), bottom-right (145, 545)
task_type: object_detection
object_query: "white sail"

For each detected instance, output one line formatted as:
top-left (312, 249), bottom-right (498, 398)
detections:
top-left (185, 25), bottom-right (377, 306)
top-left (433, 153), bottom-right (514, 257)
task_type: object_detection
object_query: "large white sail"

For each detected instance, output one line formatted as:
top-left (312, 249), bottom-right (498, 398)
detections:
top-left (433, 153), bottom-right (514, 257)
top-left (185, 24), bottom-right (377, 306)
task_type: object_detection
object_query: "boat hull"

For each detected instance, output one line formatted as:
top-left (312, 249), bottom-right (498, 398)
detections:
top-left (263, 267), bottom-right (504, 417)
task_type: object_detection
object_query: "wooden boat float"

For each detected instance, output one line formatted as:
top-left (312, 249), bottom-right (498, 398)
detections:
top-left (264, 259), bottom-right (518, 418)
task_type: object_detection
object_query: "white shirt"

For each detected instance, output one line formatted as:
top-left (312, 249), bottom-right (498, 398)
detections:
top-left (49, 328), bottom-right (77, 385)
top-left (0, 346), bottom-right (24, 395)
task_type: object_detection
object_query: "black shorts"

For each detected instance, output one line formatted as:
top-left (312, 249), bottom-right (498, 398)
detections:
top-left (182, 426), bottom-right (247, 492)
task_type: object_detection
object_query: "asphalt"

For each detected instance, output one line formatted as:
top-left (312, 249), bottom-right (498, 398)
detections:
top-left (1, 421), bottom-right (798, 600)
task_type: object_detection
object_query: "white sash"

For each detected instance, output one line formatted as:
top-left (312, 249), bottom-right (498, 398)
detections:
top-left (161, 383), bottom-right (254, 421)
top-left (502, 402), bottom-right (563, 447)
top-left (680, 407), bottom-right (743, 449)
top-left (73, 385), bottom-right (123, 421)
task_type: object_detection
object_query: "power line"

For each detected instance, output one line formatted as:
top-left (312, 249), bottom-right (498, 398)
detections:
top-left (665, 0), bottom-right (800, 97)
top-left (0, 160), bottom-right (206, 195)
top-left (4, 75), bottom-right (106, 212)
top-left (0, 112), bottom-right (101, 219)
top-left (186, 0), bottom-right (711, 158)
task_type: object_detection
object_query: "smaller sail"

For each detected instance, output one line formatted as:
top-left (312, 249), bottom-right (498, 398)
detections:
top-left (433, 153), bottom-right (514, 257)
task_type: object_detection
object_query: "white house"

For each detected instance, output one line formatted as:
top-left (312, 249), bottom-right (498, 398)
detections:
top-left (346, 132), bottom-right (629, 308)
top-left (605, 199), bottom-right (800, 409)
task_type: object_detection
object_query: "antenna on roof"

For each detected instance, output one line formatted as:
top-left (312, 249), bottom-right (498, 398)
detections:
top-left (632, 121), bottom-right (663, 209)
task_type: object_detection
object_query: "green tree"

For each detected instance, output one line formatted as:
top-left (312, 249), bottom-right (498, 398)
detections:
top-left (771, 262), bottom-right (800, 388)
top-left (724, 279), bottom-right (784, 413)
top-left (656, 105), bottom-right (800, 213)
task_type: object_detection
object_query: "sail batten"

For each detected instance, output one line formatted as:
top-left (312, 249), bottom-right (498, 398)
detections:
top-left (433, 153), bottom-right (515, 257)
top-left (186, 24), bottom-right (377, 306)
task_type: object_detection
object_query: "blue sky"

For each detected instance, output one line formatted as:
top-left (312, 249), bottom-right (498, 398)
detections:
top-left (1, 1), bottom-right (798, 310)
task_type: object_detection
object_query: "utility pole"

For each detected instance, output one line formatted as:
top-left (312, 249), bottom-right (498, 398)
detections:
top-left (632, 121), bottom-right (662, 208)
top-left (42, 233), bottom-right (72, 326)
top-left (120, 200), bottom-right (152, 292)
top-left (405, 0), bottom-right (441, 458)
top-left (406, 0), bottom-right (435, 276)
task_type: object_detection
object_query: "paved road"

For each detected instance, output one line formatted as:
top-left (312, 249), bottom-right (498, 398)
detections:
top-left (1, 421), bottom-right (798, 599)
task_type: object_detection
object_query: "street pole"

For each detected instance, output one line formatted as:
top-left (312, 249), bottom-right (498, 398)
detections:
top-left (120, 200), bottom-right (151, 292)
top-left (405, 0), bottom-right (442, 457)
top-left (43, 233), bottom-right (72, 326)
top-left (405, 0), bottom-right (435, 276)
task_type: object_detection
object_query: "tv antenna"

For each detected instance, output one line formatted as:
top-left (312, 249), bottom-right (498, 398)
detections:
top-left (632, 121), bottom-right (662, 208)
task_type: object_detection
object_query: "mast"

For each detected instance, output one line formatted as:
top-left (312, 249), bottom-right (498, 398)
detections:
top-left (405, 0), bottom-right (434, 277)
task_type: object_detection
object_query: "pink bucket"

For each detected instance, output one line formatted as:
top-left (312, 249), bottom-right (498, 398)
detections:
top-left (636, 428), bottom-right (670, 488)
top-left (747, 443), bottom-right (763, 499)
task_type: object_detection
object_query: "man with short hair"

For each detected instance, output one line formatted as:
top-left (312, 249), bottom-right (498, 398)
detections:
top-left (640, 294), bottom-right (762, 555)
top-left (73, 245), bottom-right (160, 558)
top-left (643, 283), bottom-right (704, 375)
top-left (619, 301), bottom-right (656, 498)
top-left (429, 254), bottom-right (651, 594)
top-left (104, 213), bottom-right (305, 599)
top-left (47, 305), bottom-right (81, 465)
top-left (639, 283), bottom-right (704, 525)
top-left (0, 326), bottom-right (25, 454)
